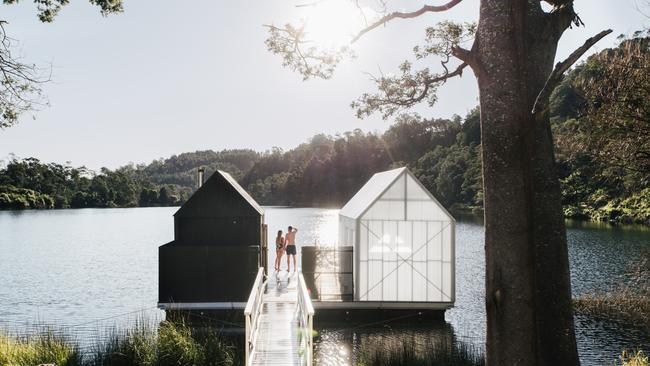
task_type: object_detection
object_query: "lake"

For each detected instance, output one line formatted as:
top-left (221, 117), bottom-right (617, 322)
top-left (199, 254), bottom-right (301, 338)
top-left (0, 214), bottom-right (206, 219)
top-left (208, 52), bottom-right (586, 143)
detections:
top-left (0, 207), bottom-right (648, 365)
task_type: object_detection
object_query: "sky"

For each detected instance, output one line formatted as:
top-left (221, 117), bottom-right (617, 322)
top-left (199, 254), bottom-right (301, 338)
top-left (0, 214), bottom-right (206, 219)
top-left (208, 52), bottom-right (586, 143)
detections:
top-left (0, 0), bottom-right (648, 170)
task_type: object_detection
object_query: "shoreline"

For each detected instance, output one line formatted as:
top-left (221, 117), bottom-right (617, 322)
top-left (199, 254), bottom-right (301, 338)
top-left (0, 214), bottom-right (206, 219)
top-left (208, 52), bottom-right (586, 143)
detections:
top-left (1, 204), bottom-right (649, 228)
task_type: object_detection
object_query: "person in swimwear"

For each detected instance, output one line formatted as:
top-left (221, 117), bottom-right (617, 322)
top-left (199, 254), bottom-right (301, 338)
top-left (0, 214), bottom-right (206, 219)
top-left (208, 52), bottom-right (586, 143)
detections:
top-left (284, 226), bottom-right (298, 272)
top-left (274, 230), bottom-right (285, 271)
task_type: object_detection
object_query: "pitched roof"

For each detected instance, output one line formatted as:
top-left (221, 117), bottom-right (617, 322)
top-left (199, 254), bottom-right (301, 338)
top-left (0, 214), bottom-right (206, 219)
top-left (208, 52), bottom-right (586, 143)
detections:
top-left (219, 170), bottom-right (264, 215)
top-left (339, 167), bottom-right (455, 222)
top-left (339, 167), bottom-right (407, 219)
top-left (175, 170), bottom-right (264, 218)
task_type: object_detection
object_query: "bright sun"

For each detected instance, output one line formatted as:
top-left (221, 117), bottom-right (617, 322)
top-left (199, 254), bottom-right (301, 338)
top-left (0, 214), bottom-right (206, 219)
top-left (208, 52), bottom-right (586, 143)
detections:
top-left (300, 0), bottom-right (373, 48)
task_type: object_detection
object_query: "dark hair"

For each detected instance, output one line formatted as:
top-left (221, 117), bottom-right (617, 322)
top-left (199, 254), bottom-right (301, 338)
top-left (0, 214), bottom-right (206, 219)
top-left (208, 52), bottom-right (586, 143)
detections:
top-left (288, 226), bottom-right (293, 231)
top-left (277, 230), bottom-right (283, 237)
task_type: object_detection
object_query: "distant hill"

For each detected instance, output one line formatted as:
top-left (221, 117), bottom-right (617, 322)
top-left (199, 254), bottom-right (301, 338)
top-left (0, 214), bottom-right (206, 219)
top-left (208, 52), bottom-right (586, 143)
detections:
top-left (141, 149), bottom-right (260, 189)
top-left (2, 35), bottom-right (649, 224)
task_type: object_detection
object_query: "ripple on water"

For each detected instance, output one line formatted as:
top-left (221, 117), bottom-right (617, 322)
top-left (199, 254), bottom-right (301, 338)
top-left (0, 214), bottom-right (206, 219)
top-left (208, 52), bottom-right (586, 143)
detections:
top-left (0, 208), bottom-right (648, 364)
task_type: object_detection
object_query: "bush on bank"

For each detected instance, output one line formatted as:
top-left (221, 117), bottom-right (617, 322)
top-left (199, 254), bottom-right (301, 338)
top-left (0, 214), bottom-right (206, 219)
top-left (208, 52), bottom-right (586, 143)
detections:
top-left (357, 338), bottom-right (485, 366)
top-left (621, 350), bottom-right (649, 366)
top-left (574, 253), bottom-right (650, 331)
top-left (0, 331), bottom-right (81, 366)
top-left (0, 321), bottom-right (238, 366)
top-left (0, 185), bottom-right (55, 210)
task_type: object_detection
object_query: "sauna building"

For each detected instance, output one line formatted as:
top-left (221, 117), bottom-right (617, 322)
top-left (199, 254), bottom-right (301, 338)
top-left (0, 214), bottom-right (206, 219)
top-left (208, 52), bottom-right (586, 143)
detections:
top-left (158, 169), bottom-right (266, 310)
top-left (337, 167), bottom-right (455, 309)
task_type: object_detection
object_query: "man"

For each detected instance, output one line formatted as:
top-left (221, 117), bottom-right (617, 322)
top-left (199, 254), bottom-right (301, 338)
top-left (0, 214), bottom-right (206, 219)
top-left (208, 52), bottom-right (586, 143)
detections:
top-left (285, 226), bottom-right (298, 272)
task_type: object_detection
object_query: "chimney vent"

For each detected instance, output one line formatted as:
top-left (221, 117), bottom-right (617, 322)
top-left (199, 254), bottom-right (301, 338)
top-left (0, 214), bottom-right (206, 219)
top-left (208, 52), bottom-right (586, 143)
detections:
top-left (197, 167), bottom-right (205, 189)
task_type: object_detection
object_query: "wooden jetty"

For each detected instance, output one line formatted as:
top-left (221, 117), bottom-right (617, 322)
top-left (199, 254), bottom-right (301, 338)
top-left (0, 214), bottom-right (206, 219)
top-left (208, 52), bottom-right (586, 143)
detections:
top-left (245, 268), bottom-right (314, 366)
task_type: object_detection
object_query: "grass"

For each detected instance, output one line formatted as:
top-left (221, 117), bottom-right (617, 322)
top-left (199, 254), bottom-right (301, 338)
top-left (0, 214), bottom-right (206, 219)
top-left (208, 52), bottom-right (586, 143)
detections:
top-left (0, 330), bottom-right (82, 366)
top-left (357, 337), bottom-right (484, 366)
top-left (574, 290), bottom-right (650, 330)
top-left (621, 350), bottom-right (649, 366)
top-left (574, 253), bottom-right (650, 331)
top-left (0, 319), bottom-right (239, 366)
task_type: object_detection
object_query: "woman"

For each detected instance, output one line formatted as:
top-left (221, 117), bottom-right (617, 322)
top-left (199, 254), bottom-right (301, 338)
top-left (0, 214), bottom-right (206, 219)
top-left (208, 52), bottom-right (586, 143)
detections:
top-left (274, 230), bottom-right (285, 271)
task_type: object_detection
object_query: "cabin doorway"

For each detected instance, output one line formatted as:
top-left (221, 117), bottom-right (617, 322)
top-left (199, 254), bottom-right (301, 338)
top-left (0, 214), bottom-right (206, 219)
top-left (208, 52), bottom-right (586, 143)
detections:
top-left (261, 223), bottom-right (269, 275)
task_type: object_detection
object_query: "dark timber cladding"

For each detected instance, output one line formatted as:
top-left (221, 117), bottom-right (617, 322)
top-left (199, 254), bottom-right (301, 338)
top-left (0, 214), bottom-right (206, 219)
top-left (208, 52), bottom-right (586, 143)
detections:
top-left (159, 170), bottom-right (265, 306)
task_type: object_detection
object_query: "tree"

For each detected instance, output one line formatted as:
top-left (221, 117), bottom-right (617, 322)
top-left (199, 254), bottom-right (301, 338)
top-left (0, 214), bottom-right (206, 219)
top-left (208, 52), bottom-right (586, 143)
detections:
top-left (569, 32), bottom-right (650, 177)
top-left (138, 187), bottom-right (159, 207)
top-left (0, 0), bottom-right (123, 128)
top-left (550, 32), bottom-right (650, 224)
top-left (266, 1), bottom-right (613, 364)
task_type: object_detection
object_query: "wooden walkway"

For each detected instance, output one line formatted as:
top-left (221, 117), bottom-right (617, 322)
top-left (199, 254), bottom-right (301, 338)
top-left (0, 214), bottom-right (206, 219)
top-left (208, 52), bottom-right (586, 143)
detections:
top-left (250, 272), bottom-right (302, 366)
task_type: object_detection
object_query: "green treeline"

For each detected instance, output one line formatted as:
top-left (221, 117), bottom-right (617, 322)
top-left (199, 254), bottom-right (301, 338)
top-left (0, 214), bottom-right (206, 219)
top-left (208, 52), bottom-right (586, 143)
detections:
top-left (1, 34), bottom-right (648, 224)
top-left (552, 33), bottom-right (650, 224)
top-left (240, 112), bottom-right (483, 209)
top-left (0, 150), bottom-right (262, 210)
top-left (0, 158), bottom-right (187, 209)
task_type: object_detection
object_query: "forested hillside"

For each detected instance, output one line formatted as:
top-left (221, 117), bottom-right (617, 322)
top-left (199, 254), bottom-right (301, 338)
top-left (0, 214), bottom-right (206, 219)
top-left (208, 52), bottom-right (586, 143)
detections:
top-left (1, 33), bottom-right (648, 224)
top-left (551, 32), bottom-right (650, 224)
top-left (240, 112), bottom-right (482, 208)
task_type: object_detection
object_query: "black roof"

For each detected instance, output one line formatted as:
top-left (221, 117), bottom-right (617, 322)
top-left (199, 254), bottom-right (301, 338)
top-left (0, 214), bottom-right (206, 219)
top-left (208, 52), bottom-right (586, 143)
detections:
top-left (174, 170), bottom-right (264, 218)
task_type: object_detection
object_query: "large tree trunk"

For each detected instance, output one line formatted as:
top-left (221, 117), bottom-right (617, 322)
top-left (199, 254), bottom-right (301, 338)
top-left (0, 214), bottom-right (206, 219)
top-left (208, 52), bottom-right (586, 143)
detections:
top-left (475, 1), bottom-right (579, 365)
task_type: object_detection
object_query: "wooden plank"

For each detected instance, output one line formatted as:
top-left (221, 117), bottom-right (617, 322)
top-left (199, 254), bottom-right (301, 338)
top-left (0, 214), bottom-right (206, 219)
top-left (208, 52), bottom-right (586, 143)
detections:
top-left (251, 272), bottom-right (301, 366)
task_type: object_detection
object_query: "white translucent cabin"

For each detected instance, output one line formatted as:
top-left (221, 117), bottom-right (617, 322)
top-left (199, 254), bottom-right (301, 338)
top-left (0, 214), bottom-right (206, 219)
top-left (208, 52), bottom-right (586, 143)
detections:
top-left (339, 167), bottom-right (455, 308)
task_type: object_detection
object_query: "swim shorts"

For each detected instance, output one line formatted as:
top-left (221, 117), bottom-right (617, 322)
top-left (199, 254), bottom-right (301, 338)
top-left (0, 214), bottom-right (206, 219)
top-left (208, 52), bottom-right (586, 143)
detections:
top-left (285, 244), bottom-right (297, 255)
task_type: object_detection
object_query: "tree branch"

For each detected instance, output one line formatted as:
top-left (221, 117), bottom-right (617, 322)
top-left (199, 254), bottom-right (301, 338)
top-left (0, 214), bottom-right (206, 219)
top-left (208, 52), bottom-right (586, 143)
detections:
top-left (409, 62), bottom-right (468, 104)
top-left (451, 45), bottom-right (476, 68)
top-left (351, 0), bottom-right (464, 43)
top-left (532, 29), bottom-right (613, 115)
top-left (0, 20), bottom-right (49, 128)
top-left (428, 61), bottom-right (468, 86)
top-left (353, 61), bottom-right (468, 119)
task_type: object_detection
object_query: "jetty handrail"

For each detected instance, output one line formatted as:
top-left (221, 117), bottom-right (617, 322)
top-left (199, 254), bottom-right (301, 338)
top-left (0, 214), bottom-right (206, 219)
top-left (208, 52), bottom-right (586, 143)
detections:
top-left (297, 271), bottom-right (315, 366)
top-left (244, 267), bottom-right (266, 366)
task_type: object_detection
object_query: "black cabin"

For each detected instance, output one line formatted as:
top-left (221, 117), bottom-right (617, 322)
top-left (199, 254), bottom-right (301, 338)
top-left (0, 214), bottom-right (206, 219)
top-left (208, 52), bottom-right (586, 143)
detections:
top-left (158, 170), bottom-right (266, 309)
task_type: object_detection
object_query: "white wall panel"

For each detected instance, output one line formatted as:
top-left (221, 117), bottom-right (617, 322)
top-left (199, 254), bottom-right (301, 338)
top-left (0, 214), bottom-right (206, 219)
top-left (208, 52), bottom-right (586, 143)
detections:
top-left (406, 174), bottom-right (429, 200)
top-left (443, 262), bottom-right (453, 302)
top-left (359, 261), bottom-right (367, 300)
top-left (341, 168), bottom-right (455, 305)
top-left (412, 261), bottom-right (427, 301)
top-left (382, 175), bottom-right (405, 199)
top-left (443, 225), bottom-right (452, 262)
top-left (360, 222), bottom-right (368, 261)
top-left (383, 262), bottom-right (398, 301)
top-left (368, 260), bottom-right (382, 300)
top-left (428, 261), bottom-right (442, 301)
top-left (406, 200), bottom-right (424, 220)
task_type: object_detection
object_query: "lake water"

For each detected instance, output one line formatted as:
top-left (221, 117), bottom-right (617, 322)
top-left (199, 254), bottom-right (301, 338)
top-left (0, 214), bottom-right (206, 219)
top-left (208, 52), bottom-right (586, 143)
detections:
top-left (0, 207), bottom-right (648, 365)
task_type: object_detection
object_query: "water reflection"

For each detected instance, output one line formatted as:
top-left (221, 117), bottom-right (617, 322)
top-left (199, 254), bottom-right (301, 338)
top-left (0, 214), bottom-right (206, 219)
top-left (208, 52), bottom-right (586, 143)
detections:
top-left (314, 321), bottom-right (460, 366)
top-left (0, 207), bottom-right (648, 365)
top-left (301, 246), bottom-right (353, 301)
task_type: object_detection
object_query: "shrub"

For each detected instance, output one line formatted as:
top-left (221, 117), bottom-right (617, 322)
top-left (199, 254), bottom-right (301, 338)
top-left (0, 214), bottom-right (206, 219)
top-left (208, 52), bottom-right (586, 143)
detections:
top-left (0, 330), bottom-right (82, 366)
top-left (358, 337), bottom-right (484, 366)
top-left (621, 350), bottom-right (648, 366)
top-left (1, 319), bottom-right (238, 366)
top-left (0, 185), bottom-right (55, 210)
top-left (574, 253), bottom-right (650, 331)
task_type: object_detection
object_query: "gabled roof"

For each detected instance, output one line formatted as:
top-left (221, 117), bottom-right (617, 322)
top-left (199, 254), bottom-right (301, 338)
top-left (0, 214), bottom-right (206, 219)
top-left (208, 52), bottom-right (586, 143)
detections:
top-left (339, 167), bottom-right (455, 222)
top-left (175, 170), bottom-right (263, 218)
top-left (339, 167), bottom-right (406, 219)
top-left (219, 171), bottom-right (264, 215)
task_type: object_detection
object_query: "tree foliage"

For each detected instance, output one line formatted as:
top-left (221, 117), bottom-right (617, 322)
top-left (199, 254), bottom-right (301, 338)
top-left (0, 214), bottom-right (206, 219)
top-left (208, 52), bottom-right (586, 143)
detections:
top-left (0, 157), bottom-right (186, 209)
top-left (0, 0), bottom-right (123, 128)
top-left (352, 21), bottom-right (475, 119)
top-left (551, 31), bottom-right (650, 224)
top-left (241, 111), bottom-right (482, 209)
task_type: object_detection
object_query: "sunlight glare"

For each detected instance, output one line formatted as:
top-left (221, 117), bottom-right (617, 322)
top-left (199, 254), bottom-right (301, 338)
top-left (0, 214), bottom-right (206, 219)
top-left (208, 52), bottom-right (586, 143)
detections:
top-left (300, 0), bottom-right (374, 48)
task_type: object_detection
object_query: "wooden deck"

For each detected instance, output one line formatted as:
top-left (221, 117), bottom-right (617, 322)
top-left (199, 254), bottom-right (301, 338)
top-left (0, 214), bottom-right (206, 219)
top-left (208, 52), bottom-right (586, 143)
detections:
top-left (250, 272), bottom-right (302, 366)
